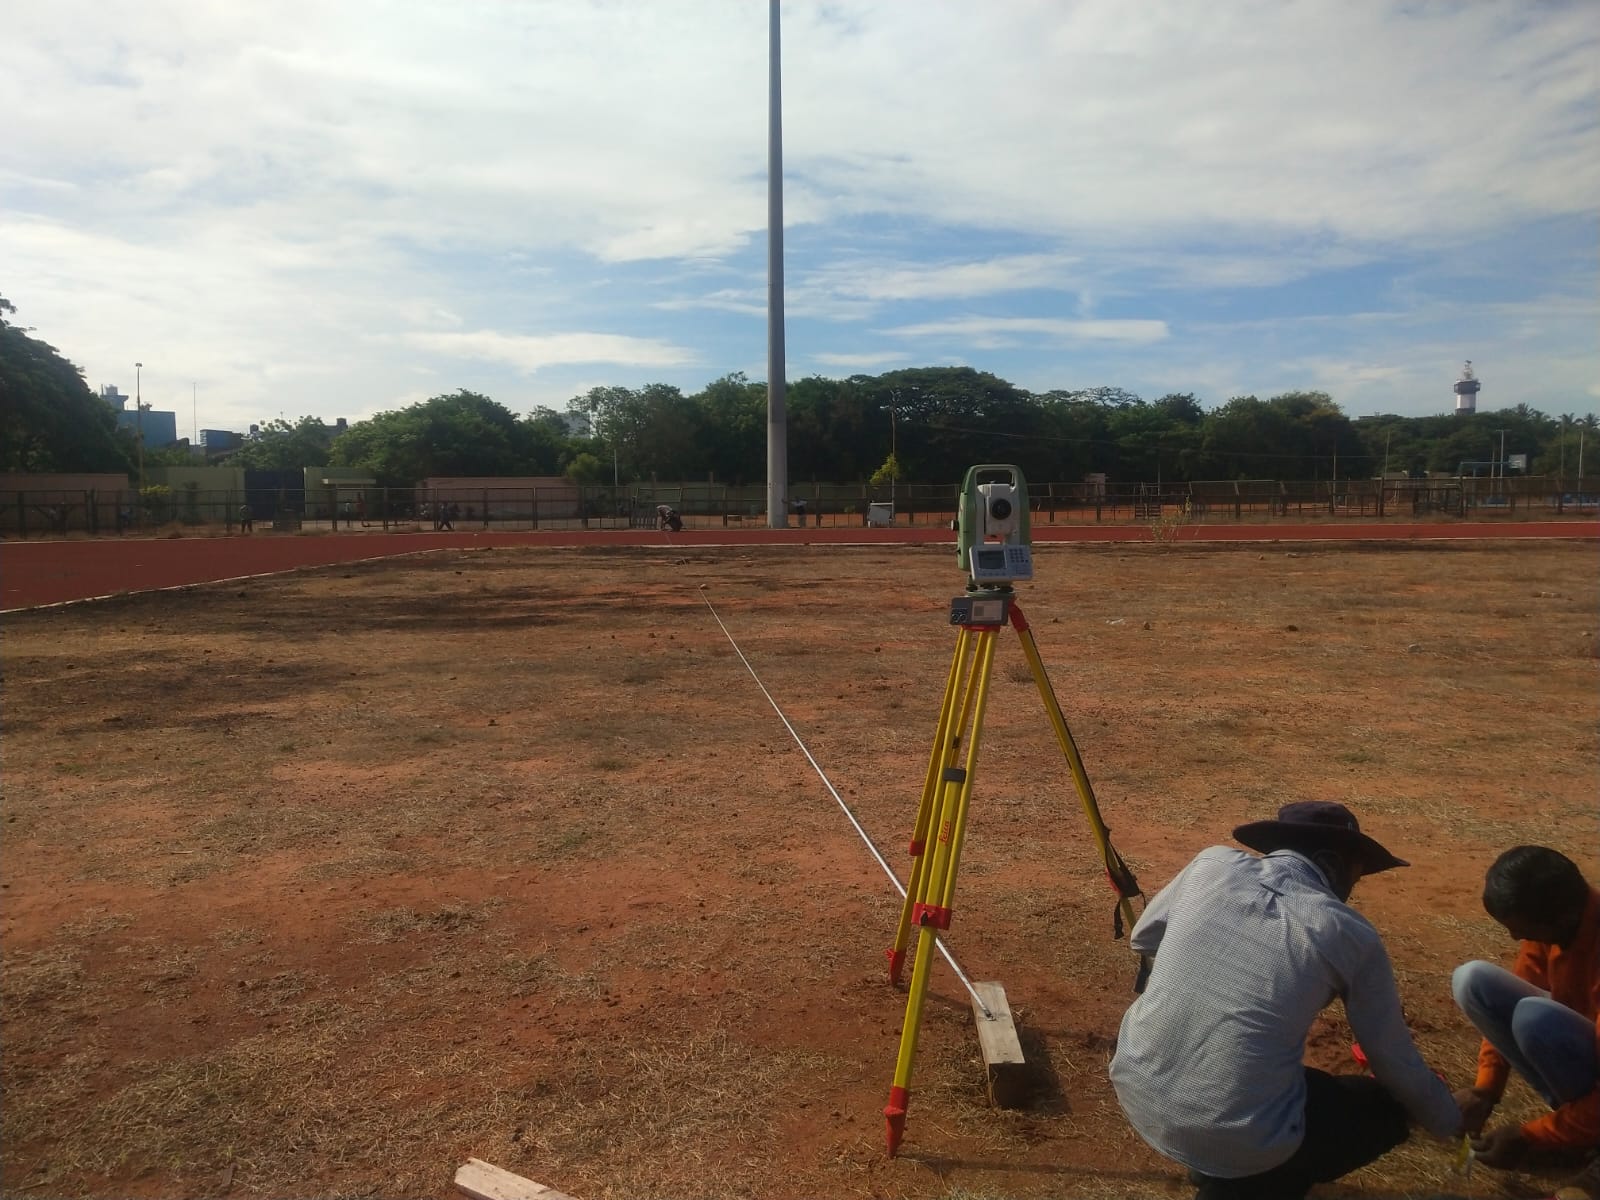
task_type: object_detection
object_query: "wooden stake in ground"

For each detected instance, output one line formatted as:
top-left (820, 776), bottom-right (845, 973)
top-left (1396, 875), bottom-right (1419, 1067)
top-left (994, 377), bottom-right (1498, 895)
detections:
top-left (455, 1159), bottom-right (581, 1200)
top-left (971, 981), bottom-right (1027, 1107)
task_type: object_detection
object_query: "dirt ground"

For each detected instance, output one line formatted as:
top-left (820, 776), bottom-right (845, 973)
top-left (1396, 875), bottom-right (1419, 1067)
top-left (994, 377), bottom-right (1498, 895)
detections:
top-left (2, 540), bottom-right (1596, 1200)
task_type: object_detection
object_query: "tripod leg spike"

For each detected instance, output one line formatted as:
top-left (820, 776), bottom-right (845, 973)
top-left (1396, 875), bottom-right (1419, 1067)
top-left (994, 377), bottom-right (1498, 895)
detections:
top-left (883, 1086), bottom-right (910, 1156)
top-left (885, 946), bottom-right (906, 985)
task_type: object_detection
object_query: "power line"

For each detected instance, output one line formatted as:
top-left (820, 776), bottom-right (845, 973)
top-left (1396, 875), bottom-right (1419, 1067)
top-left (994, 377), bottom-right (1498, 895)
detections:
top-left (931, 422), bottom-right (1377, 468)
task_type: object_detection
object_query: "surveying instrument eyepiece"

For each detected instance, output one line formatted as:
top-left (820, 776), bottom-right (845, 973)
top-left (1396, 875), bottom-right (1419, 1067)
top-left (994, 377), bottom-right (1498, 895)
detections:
top-left (882, 463), bottom-right (1148, 1157)
top-left (956, 464), bottom-right (1033, 589)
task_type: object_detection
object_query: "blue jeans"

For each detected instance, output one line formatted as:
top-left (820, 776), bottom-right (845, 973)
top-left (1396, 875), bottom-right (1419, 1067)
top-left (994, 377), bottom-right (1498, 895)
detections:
top-left (1452, 960), bottom-right (1598, 1107)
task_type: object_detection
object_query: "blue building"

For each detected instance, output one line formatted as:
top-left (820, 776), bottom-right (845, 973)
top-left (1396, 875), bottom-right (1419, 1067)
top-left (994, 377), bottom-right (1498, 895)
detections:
top-left (199, 429), bottom-right (243, 453)
top-left (100, 384), bottom-right (179, 448)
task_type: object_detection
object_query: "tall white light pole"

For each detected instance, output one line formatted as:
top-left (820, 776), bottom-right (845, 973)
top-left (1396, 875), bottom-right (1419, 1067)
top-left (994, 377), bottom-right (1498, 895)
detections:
top-left (135, 361), bottom-right (145, 510)
top-left (889, 399), bottom-right (898, 513)
top-left (888, 385), bottom-right (918, 514)
top-left (766, 0), bottom-right (788, 528)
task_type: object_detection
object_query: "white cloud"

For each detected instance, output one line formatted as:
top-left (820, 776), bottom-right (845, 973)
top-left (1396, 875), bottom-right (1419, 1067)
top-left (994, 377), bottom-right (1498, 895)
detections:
top-left (777, 1), bottom-right (1599, 246)
top-left (888, 317), bottom-right (1170, 345)
top-left (806, 254), bottom-right (1081, 303)
top-left (1, 1), bottom-right (1595, 428)
top-left (658, 253), bottom-right (1085, 323)
top-left (401, 330), bottom-right (696, 374)
top-left (653, 290), bottom-right (767, 317)
top-left (811, 350), bottom-right (908, 369)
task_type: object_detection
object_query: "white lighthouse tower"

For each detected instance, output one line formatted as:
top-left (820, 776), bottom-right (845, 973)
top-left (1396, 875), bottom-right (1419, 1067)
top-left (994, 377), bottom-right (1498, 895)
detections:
top-left (1453, 360), bottom-right (1480, 415)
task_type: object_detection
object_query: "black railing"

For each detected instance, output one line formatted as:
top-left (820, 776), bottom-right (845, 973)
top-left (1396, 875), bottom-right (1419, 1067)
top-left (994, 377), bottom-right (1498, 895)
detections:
top-left (1, 478), bottom-right (1595, 537)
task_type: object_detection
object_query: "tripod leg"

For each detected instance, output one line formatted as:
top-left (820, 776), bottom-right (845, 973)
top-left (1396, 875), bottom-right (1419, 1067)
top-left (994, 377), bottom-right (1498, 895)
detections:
top-left (1010, 604), bottom-right (1144, 950)
top-left (884, 628), bottom-right (999, 1155)
top-left (889, 628), bottom-right (973, 983)
top-left (934, 633), bottom-right (1000, 921)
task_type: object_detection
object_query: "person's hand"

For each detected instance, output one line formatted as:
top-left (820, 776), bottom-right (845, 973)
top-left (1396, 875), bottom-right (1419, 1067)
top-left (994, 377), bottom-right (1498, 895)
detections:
top-left (1470, 1125), bottom-right (1530, 1170)
top-left (1454, 1086), bottom-right (1496, 1135)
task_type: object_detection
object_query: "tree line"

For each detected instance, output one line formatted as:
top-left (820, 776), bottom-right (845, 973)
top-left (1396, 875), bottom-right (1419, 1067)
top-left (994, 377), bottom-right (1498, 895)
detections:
top-left (5, 296), bottom-right (1595, 486)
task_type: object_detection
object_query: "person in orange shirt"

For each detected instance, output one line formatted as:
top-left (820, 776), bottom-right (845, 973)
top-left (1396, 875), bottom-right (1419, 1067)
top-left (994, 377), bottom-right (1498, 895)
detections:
top-left (1452, 846), bottom-right (1600, 1175)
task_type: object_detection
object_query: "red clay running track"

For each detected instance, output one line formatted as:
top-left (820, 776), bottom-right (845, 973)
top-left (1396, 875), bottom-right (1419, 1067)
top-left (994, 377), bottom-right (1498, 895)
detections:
top-left (3, 520), bottom-right (1596, 612)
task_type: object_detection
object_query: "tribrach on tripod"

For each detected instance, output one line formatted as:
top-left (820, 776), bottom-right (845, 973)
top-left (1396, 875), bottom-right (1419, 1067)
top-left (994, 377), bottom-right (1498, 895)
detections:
top-left (882, 464), bottom-right (1149, 1157)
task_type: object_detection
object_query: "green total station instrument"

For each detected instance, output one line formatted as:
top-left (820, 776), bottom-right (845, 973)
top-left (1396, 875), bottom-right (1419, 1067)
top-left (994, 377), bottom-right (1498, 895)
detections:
top-left (956, 464), bottom-right (1033, 588)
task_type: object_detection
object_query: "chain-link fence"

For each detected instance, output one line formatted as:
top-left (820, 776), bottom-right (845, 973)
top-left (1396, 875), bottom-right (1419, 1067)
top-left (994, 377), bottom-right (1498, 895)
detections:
top-left (1, 477), bottom-right (1595, 537)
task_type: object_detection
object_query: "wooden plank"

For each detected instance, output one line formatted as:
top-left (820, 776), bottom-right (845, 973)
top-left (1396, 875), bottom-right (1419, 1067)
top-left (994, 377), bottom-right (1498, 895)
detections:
top-left (971, 980), bottom-right (1028, 1109)
top-left (454, 1159), bottom-right (581, 1200)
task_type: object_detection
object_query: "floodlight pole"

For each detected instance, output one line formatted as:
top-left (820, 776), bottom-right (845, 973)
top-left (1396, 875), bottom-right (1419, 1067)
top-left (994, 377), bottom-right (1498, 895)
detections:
top-left (135, 361), bottom-right (145, 528)
top-left (889, 390), bottom-right (899, 513)
top-left (888, 385), bottom-right (917, 515)
top-left (765, 0), bottom-right (788, 528)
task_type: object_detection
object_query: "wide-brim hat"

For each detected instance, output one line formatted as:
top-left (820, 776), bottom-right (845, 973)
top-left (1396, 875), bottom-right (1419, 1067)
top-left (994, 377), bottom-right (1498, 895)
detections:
top-left (1233, 801), bottom-right (1409, 874)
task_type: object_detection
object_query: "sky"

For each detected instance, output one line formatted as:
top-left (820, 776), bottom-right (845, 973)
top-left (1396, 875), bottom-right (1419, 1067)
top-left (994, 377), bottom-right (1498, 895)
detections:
top-left (3, 1), bottom-right (1597, 438)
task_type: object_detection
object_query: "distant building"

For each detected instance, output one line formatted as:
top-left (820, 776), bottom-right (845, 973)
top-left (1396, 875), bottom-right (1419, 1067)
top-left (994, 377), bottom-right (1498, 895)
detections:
top-left (199, 429), bottom-right (243, 453)
top-left (100, 382), bottom-right (179, 447)
top-left (1454, 361), bottom-right (1481, 415)
top-left (117, 407), bottom-right (178, 448)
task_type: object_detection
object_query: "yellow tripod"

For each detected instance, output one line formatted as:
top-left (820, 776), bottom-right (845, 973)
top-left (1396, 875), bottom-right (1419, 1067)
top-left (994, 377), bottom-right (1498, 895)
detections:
top-left (882, 587), bottom-right (1148, 1156)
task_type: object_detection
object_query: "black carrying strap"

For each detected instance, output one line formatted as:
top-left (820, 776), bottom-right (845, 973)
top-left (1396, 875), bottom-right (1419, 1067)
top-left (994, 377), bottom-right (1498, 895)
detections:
top-left (1133, 954), bottom-right (1153, 994)
top-left (1098, 825), bottom-right (1150, 993)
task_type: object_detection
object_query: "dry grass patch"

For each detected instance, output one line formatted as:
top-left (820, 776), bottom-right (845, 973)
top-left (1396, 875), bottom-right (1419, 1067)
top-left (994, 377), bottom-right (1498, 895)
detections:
top-left (505, 1029), bottom-right (840, 1200)
top-left (2, 541), bottom-right (1595, 1200)
top-left (360, 900), bottom-right (500, 943)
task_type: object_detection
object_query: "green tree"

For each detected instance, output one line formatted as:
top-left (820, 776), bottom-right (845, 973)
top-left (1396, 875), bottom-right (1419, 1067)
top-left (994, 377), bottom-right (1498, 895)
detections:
top-left (692, 373), bottom-right (766, 483)
top-left (522, 406), bottom-right (575, 475)
top-left (634, 383), bottom-right (705, 479)
top-left (569, 385), bottom-right (648, 482)
top-left (1271, 391), bottom-right (1367, 480)
top-left (226, 416), bottom-right (340, 470)
top-left (1199, 395), bottom-right (1299, 479)
top-left (1538, 416), bottom-right (1587, 479)
top-left (329, 391), bottom-right (529, 485)
top-left (786, 375), bottom-right (876, 482)
top-left (0, 295), bottom-right (134, 473)
top-left (1034, 389), bottom-right (1112, 481)
top-left (144, 443), bottom-right (203, 468)
top-left (564, 451), bottom-right (606, 486)
top-left (876, 366), bottom-right (1040, 484)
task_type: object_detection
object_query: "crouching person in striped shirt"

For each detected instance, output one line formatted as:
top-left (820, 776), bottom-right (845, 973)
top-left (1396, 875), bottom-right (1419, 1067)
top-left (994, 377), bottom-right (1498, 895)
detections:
top-left (1109, 802), bottom-right (1462, 1200)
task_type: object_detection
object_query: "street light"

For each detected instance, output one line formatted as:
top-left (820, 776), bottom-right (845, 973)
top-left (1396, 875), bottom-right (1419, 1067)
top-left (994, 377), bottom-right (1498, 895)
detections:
top-left (888, 385), bottom-right (919, 514)
top-left (889, 397), bottom-right (898, 512)
top-left (135, 362), bottom-right (145, 525)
